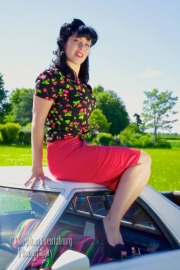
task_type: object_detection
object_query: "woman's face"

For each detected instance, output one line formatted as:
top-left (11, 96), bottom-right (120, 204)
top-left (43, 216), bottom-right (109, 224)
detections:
top-left (64, 33), bottom-right (91, 68)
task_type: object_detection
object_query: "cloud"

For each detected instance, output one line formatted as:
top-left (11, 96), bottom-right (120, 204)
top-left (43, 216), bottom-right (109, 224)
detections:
top-left (138, 69), bottom-right (163, 78)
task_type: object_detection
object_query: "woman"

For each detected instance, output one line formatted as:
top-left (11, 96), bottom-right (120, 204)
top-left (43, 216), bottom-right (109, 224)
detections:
top-left (25, 18), bottom-right (151, 259)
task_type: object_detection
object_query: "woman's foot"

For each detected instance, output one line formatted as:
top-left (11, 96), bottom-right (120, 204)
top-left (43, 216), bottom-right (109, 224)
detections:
top-left (103, 217), bottom-right (136, 255)
top-left (94, 219), bottom-right (133, 259)
top-left (103, 217), bottom-right (124, 246)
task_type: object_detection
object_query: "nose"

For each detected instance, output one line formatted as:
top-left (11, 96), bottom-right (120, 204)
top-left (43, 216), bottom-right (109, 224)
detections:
top-left (78, 42), bottom-right (85, 50)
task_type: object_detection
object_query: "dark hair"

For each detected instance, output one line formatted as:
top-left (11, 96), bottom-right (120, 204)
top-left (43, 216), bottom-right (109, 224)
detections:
top-left (52, 19), bottom-right (98, 84)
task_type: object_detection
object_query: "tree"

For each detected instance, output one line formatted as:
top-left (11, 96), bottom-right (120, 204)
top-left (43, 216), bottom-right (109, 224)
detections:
top-left (133, 113), bottom-right (142, 132)
top-left (89, 109), bottom-right (111, 133)
top-left (94, 87), bottom-right (130, 135)
top-left (9, 88), bottom-right (34, 126)
top-left (0, 73), bottom-right (12, 123)
top-left (142, 89), bottom-right (178, 143)
top-left (92, 85), bottom-right (104, 95)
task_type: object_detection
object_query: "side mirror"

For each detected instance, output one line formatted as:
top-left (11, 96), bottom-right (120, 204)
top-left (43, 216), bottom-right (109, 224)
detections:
top-left (51, 250), bottom-right (90, 270)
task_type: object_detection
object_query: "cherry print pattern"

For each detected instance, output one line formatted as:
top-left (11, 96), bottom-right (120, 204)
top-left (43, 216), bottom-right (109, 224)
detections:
top-left (35, 69), bottom-right (96, 142)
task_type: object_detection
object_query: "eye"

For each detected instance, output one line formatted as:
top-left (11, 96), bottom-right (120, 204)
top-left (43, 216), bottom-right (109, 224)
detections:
top-left (74, 38), bottom-right (79, 42)
top-left (85, 43), bottom-right (90, 48)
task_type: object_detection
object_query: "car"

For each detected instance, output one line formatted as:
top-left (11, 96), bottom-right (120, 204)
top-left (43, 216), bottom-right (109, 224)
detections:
top-left (0, 166), bottom-right (180, 270)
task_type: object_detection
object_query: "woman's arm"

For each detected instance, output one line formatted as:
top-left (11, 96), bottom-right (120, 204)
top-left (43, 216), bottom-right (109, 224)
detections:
top-left (25, 95), bottom-right (53, 188)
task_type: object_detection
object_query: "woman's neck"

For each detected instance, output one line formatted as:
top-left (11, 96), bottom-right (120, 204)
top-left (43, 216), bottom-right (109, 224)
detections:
top-left (66, 60), bottom-right (80, 78)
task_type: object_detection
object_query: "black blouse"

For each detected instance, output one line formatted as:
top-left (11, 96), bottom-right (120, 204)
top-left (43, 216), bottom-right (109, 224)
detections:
top-left (35, 68), bottom-right (96, 142)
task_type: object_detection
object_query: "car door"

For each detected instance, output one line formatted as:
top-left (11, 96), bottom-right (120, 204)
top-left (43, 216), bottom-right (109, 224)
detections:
top-left (91, 249), bottom-right (180, 270)
top-left (65, 191), bottom-right (180, 269)
top-left (22, 190), bottom-right (180, 269)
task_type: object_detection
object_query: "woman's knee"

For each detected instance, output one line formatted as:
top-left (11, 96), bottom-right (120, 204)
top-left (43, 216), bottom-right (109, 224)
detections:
top-left (138, 151), bottom-right (151, 166)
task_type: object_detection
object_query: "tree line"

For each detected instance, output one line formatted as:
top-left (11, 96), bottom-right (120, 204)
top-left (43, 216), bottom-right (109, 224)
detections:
top-left (0, 72), bottom-right (178, 147)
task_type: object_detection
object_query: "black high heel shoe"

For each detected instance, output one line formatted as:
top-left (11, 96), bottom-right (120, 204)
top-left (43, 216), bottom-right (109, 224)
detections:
top-left (94, 219), bottom-right (133, 259)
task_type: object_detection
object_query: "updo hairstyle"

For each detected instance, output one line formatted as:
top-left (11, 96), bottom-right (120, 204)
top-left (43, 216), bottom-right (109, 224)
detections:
top-left (52, 19), bottom-right (98, 84)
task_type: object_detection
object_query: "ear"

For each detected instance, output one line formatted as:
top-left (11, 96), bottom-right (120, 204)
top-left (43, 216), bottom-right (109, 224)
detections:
top-left (62, 40), bottom-right (67, 51)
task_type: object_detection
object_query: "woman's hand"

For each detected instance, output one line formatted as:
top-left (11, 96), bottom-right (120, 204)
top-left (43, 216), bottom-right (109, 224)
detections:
top-left (24, 167), bottom-right (52, 189)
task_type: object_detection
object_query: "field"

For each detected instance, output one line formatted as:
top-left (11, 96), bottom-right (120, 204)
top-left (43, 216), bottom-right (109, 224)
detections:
top-left (0, 145), bottom-right (180, 191)
top-left (167, 140), bottom-right (180, 149)
top-left (144, 148), bottom-right (180, 191)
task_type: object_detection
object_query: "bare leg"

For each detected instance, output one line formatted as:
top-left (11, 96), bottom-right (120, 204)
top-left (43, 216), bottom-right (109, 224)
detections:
top-left (103, 150), bottom-right (151, 246)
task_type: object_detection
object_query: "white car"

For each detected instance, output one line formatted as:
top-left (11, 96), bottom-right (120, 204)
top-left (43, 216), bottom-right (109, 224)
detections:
top-left (0, 166), bottom-right (180, 270)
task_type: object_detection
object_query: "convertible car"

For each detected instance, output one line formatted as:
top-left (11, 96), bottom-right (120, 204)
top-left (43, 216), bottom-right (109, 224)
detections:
top-left (0, 166), bottom-right (180, 270)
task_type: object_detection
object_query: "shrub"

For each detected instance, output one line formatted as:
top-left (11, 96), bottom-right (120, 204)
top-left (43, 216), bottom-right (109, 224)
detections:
top-left (95, 133), bottom-right (113, 146)
top-left (112, 136), bottom-right (121, 146)
top-left (17, 122), bottom-right (31, 145)
top-left (154, 139), bottom-right (171, 149)
top-left (22, 122), bottom-right (31, 131)
top-left (0, 123), bottom-right (20, 144)
top-left (169, 141), bottom-right (180, 148)
top-left (118, 124), bottom-right (154, 148)
top-left (0, 131), bottom-right (3, 144)
top-left (18, 130), bottom-right (31, 145)
top-left (138, 134), bottom-right (154, 148)
top-left (17, 123), bottom-right (47, 145)
top-left (118, 124), bottom-right (139, 147)
top-left (0, 124), bottom-right (8, 143)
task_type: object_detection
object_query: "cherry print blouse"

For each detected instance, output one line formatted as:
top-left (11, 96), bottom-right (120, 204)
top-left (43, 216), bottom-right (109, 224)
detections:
top-left (34, 68), bottom-right (96, 142)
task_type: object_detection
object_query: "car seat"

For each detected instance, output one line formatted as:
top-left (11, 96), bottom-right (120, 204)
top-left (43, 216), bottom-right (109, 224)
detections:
top-left (12, 219), bottom-right (113, 269)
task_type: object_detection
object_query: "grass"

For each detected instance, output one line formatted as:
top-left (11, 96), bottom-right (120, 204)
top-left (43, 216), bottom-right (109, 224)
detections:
top-left (143, 148), bottom-right (180, 191)
top-left (0, 145), bottom-right (47, 166)
top-left (0, 145), bottom-right (180, 191)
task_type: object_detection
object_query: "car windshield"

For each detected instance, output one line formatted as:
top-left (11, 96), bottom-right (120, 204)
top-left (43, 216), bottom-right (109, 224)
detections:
top-left (0, 186), bottom-right (60, 270)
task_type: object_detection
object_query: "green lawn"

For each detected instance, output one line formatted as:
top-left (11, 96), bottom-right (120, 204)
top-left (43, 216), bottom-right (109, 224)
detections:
top-left (0, 145), bottom-right (179, 191)
top-left (143, 148), bottom-right (180, 191)
top-left (0, 145), bottom-right (47, 166)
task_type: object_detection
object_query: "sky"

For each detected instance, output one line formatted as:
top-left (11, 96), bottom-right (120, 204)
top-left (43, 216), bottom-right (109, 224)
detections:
top-left (0, 0), bottom-right (179, 133)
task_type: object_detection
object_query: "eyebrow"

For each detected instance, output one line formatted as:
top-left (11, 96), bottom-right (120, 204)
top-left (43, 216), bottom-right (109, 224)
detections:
top-left (76, 37), bottom-right (92, 45)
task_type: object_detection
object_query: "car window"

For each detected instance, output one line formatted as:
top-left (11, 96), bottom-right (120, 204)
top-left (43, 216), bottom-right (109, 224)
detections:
top-left (0, 187), bottom-right (58, 213)
top-left (73, 196), bottom-right (91, 214)
top-left (0, 190), bottom-right (31, 212)
top-left (107, 195), bottom-right (157, 231)
top-left (88, 195), bottom-right (108, 216)
top-left (67, 194), bottom-right (157, 232)
top-left (0, 186), bottom-right (60, 270)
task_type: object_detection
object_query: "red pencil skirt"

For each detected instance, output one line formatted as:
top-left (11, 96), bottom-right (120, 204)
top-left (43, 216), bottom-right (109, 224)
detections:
top-left (47, 137), bottom-right (140, 191)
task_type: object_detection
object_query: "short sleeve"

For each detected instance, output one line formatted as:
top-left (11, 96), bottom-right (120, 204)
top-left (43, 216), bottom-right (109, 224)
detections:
top-left (34, 70), bottom-right (58, 101)
top-left (86, 84), bottom-right (92, 93)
